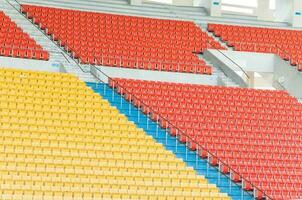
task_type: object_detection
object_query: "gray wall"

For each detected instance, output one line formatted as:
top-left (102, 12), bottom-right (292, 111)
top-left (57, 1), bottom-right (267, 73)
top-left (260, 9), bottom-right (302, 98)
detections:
top-left (204, 50), bottom-right (249, 87)
top-left (94, 65), bottom-right (217, 85)
top-left (212, 50), bottom-right (275, 73)
top-left (204, 49), bottom-right (277, 88)
top-left (273, 56), bottom-right (302, 99)
top-left (0, 56), bottom-right (60, 72)
top-left (205, 49), bottom-right (302, 98)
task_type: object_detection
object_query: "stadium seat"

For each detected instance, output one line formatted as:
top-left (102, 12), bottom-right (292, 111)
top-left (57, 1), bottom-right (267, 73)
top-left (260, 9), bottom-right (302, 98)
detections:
top-left (208, 23), bottom-right (302, 72)
top-left (0, 11), bottom-right (49, 61)
top-left (112, 78), bottom-right (302, 200)
top-left (21, 4), bottom-right (226, 75)
top-left (0, 68), bottom-right (229, 200)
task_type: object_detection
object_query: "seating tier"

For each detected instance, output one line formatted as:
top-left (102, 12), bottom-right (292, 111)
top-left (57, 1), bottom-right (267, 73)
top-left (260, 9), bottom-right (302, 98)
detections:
top-left (112, 78), bottom-right (302, 200)
top-left (208, 24), bottom-right (302, 71)
top-left (0, 68), bottom-right (229, 200)
top-left (0, 11), bottom-right (49, 60)
top-left (21, 5), bottom-right (225, 74)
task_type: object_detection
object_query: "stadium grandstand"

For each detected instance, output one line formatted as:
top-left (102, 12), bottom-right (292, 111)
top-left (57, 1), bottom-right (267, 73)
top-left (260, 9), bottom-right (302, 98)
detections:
top-left (0, 0), bottom-right (302, 199)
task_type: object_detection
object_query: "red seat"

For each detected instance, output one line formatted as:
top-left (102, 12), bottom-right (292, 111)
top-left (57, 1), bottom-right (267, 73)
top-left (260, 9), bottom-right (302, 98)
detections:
top-left (208, 23), bottom-right (302, 72)
top-left (20, 4), bottom-right (227, 74)
top-left (112, 78), bottom-right (302, 200)
top-left (0, 11), bottom-right (48, 61)
top-left (0, 47), bottom-right (10, 57)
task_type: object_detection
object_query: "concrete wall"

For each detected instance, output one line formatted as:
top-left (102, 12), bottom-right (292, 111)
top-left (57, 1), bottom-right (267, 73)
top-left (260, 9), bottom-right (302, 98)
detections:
top-left (257, 0), bottom-right (274, 21)
top-left (204, 49), bottom-right (302, 98)
top-left (275, 0), bottom-right (293, 23)
top-left (129, 0), bottom-right (142, 5)
top-left (210, 0), bottom-right (222, 16)
top-left (204, 49), bottom-right (279, 89)
top-left (204, 50), bottom-right (248, 87)
top-left (206, 50), bottom-right (275, 73)
top-left (292, 0), bottom-right (302, 27)
top-left (173, 0), bottom-right (194, 6)
top-left (92, 65), bottom-right (217, 85)
top-left (194, 0), bottom-right (210, 8)
top-left (273, 56), bottom-right (302, 99)
top-left (220, 50), bottom-right (275, 72)
top-left (0, 57), bottom-right (60, 73)
top-left (275, 0), bottom-right (302, 27)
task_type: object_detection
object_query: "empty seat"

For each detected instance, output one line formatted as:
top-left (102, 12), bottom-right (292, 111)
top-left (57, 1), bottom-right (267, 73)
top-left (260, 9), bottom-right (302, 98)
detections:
top-left (0, 67), bottom-right (229, 200)
top-left (208, 23), bottom-right (302, 72)
top-left (21, 4), bottom-right (227, 75)
top-left (112, 78), bottom-right (302, 200)
top-left (0, 11), bottom-right (49, 61)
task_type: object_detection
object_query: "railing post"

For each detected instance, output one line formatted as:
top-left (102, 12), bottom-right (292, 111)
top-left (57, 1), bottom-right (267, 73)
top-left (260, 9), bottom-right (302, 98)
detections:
top-left (120, 88), bottom-right (123, 108)
top-left (206, 155), bottom-right (209, 176)
top-left (165, 126), bottom-right (168, 145)
top-left (156, 116), bottom-right (159, 138)
top-left (146, 113), bottom-right (149, 130)
top-left (218, 162), bottom-right (221, 185)
top-left (195, 146), bottom-right (198, 168)
top-left (229, 171), bottom-right (232, 192)
top-left (185, 137), bottom-right (188, 161)
top-left (103, 82), bottom-right (106, 95)
top-left (137, 103), bottom-right (140, 123)
top-left (241, 183), bottom-right (244, 200)
top-left (112, 82), bottom-right (114, 101)
top-left (175, 129), bottom-right (178, 153)
top-left (128, 94), bottom-right (131, 115)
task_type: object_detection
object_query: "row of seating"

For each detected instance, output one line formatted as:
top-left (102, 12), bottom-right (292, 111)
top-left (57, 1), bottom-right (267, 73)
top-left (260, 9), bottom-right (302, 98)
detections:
top-left (0, 11), bottom-right (49, 60)
top-left (208, 24), bottom-right (302, 71)
top-left (21, 4), bottom-right (225, 74)
top-left (0, 68), bottom-right (229, 200)
top-left (112, 78), bottom-right (302, 200)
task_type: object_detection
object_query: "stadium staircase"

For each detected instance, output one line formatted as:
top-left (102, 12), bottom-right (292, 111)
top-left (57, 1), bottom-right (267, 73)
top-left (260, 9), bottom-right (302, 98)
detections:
top-left (1, 0), bottom-right (246, 87)
top-left (87, 81), bottom-right (253, 200)
top-left (198, 54), bottom-right (239, 87)
top-left (0, 0), bottom-right (96, 82)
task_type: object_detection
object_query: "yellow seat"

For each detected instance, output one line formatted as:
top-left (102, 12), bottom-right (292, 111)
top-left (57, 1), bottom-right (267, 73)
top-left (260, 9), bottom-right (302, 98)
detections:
top-left (0, 67), bottom-right (229, 200)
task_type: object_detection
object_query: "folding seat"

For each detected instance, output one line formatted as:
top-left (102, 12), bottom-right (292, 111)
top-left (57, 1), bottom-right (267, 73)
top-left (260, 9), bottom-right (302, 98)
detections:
top-left (102, 57), bottom-right (111, 66)
top-left (112, 57), bottom-right (121, 67)
top-left (0, 47), bottom-right (11, 57)
top-left (121, 58), bottom-right (130, 68)
top-left (129, 60), bottom-right (136, 69)
top-left (18, 49), bottom-right (26, 58)
top-left (161, 63), bottom-right (169, 72)
top-left (150, 62), bottom-right (159, 71)
top-left (24, 50), bottom-right (33, 59)
top-left (34, 50), bottom-right (44, 60)
top-left (11, 48), bottom-right (19, 58)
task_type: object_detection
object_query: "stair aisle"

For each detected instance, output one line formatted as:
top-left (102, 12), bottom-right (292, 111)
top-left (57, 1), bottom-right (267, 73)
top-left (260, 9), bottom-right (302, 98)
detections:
top-left (86, 82), bottom-right (254, 200)
top-left (0, 0), bottom-right (96, 82)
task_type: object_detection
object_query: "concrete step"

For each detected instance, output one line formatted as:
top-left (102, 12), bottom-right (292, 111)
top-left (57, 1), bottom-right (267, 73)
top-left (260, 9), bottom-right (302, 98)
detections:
top-left (1, 0), bottom-right (96, 82)
top-left (198, 53), bottom-right (239, 87)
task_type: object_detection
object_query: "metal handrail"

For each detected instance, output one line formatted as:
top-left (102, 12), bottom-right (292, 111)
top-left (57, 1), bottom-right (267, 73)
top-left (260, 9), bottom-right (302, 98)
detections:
top-left (91, 64), bottom-right (272, 200)
top-left (217, 48), bottom-right (250, 79)
top-left (4, 0), bottom-right (87, 73)
top-left (229, 41), bottom-right (302, 68)
top-left (205, 40), bottom-right (250, 81)
top-left (275, 79), bottom-right (287, 90)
